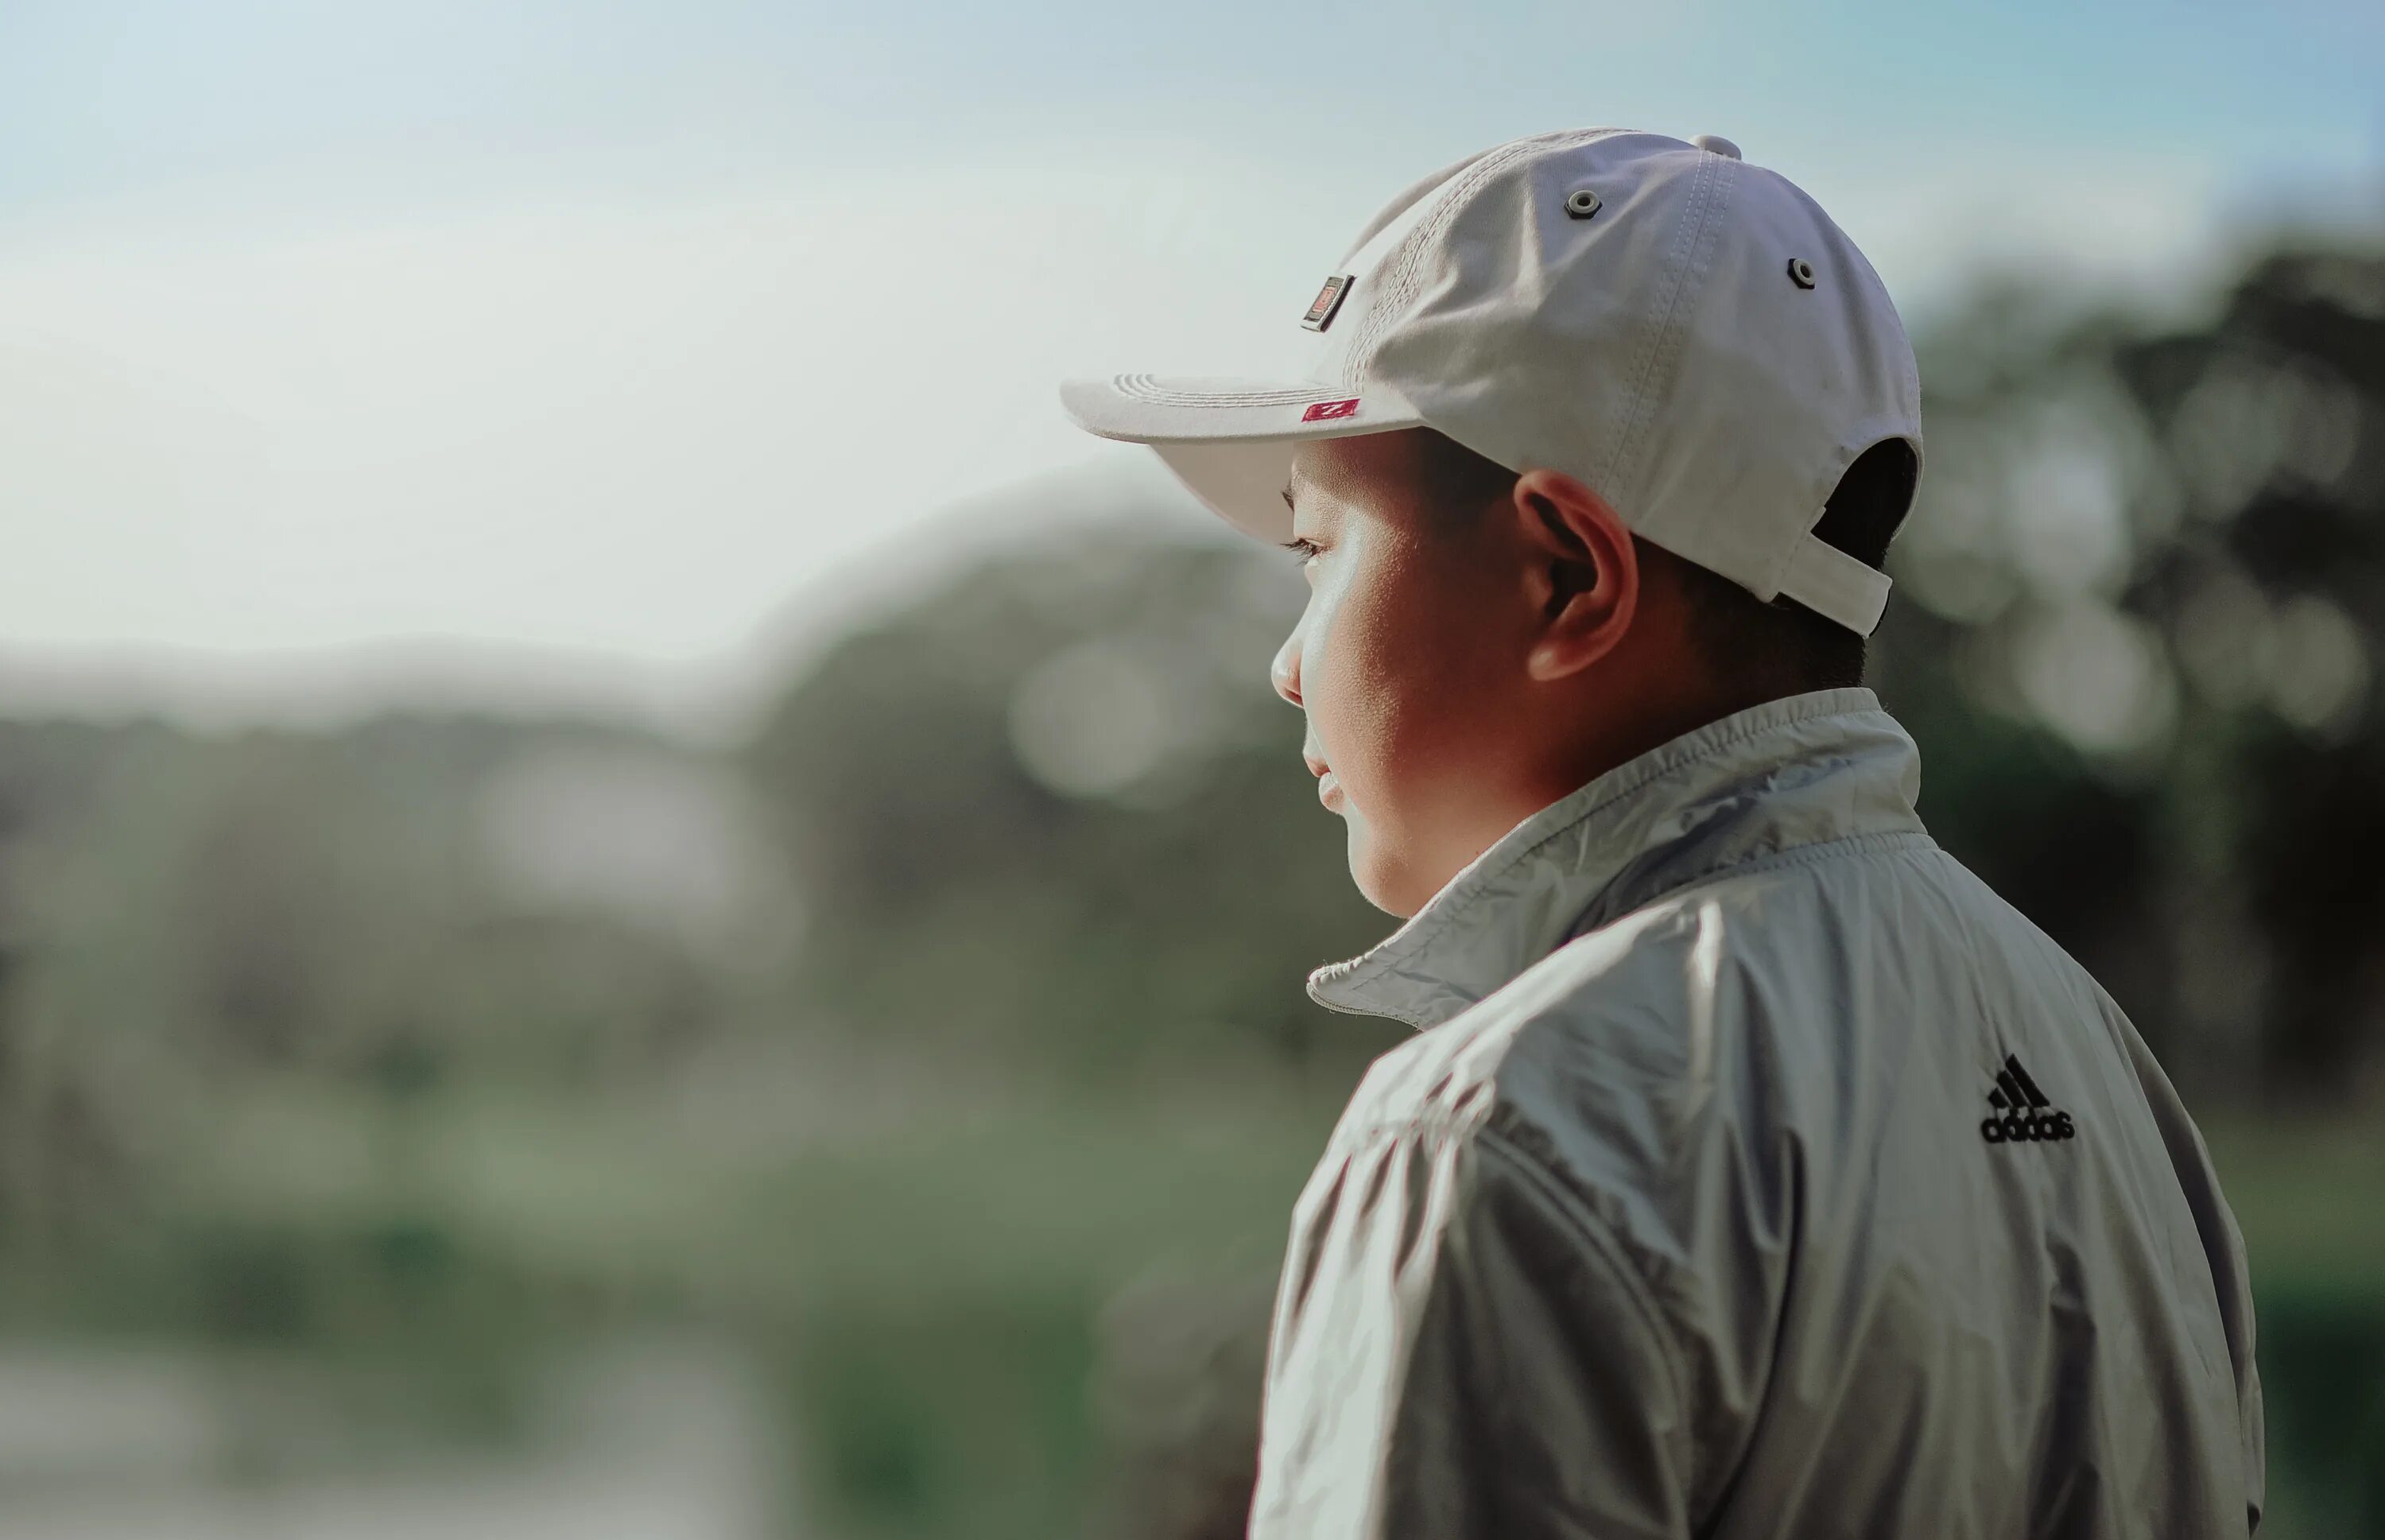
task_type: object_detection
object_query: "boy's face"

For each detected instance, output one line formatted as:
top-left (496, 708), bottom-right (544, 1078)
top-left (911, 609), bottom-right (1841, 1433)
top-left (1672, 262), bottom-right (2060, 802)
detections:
top-left (1272, 430), bottom-right (1560, 917)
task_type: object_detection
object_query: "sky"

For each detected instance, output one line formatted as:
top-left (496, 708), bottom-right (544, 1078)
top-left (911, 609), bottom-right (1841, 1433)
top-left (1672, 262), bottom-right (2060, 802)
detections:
top-left (2, 0), bottom-right (2380, 735)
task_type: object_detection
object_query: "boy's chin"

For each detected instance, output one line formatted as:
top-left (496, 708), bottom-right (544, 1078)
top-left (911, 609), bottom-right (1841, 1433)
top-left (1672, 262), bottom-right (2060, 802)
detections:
top-left (1345, 820), bottom-right (1431, 920)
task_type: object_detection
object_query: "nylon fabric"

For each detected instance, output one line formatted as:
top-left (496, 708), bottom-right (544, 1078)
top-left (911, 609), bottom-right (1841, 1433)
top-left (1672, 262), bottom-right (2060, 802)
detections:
top-left (1252, 687), bottom-right (2265, 1539)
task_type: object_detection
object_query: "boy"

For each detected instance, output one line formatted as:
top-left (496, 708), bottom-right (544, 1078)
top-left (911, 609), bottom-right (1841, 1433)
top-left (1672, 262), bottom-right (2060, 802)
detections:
top-left (1060, 128), bottom-right (2263, 1538)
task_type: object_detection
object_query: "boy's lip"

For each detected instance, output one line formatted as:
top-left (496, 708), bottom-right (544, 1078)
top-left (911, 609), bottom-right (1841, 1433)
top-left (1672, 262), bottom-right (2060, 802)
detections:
top-left (1305, 755), bottom-right (1342, 807)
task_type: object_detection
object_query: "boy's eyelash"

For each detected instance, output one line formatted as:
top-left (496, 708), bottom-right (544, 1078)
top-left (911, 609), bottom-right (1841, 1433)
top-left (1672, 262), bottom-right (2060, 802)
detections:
top-left (1281, 537), bottom-right (1321, 562)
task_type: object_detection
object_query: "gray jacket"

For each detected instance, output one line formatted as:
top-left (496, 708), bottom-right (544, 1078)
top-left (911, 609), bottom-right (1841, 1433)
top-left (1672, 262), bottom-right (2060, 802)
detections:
top-left (1250, 686), bottom-right (2264, 1538)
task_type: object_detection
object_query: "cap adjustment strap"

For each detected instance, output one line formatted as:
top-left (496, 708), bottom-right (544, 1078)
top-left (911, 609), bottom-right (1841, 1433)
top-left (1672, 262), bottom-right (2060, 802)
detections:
top-left (1775, 531), bottom-right (1893, 636)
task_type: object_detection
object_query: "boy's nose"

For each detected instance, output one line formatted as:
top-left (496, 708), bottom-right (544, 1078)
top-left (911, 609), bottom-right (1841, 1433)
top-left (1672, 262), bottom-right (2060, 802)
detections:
top-left (1270, 630), bottom-right (1302, 708)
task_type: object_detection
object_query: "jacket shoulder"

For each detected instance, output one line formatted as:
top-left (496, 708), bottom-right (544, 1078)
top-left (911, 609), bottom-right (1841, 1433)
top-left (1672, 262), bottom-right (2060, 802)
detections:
top-left (1330, 862), bottom-right (1871, 1308)
top-left (1332, 889), bottom-right (1751, 1220)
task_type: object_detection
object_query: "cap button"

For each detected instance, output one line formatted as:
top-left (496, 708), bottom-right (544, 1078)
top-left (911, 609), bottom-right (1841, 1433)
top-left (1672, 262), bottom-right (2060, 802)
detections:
top-left (1689, 134), bottom-right (1742, 160)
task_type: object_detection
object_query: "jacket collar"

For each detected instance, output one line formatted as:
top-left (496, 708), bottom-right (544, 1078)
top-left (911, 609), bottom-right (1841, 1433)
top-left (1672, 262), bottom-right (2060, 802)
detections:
top-left (1306, 685), bottom-right (1928, 1028)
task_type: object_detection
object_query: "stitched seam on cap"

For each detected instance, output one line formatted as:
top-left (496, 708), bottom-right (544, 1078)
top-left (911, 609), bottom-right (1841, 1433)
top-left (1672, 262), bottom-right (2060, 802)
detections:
top-left (1114, 374), bottom-right (1338, 408)
top-left (1351, 127), bottom-right (1621, 390)
top-left (1347, 145), bottom-right (1524, 387)
top-left (1600, 151), bottom-right (1725, 499)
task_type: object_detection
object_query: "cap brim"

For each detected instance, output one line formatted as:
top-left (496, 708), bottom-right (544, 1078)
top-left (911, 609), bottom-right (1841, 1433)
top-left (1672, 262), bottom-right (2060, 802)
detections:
top-left (1059, 374), bottom-right (1421, 541)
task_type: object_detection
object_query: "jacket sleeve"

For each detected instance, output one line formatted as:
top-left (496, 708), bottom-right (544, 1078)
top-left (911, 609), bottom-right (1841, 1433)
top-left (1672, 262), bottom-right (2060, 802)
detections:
top-left (1251, 1119), bottom-right (1697, 1540)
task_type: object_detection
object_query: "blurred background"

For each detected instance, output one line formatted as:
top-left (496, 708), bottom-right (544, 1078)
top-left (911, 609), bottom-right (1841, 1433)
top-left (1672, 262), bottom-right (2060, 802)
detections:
top-left (2, 2), bottom-right (2382, 1535)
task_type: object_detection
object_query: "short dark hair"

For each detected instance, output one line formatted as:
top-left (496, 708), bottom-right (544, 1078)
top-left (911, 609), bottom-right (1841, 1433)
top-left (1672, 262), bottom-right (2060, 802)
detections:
top-left (1412, 429), bottom-right (1918, 693)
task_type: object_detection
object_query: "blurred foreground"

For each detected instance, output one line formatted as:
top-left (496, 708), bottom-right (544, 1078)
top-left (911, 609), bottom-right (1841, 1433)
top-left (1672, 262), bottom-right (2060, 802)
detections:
top-left (2, 242), bottom-right (2383, 1536)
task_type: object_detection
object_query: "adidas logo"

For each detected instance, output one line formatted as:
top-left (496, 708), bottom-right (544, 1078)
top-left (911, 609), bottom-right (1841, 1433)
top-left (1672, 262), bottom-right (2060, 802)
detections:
top-left (1979, 1053), bottom-right (2077, 1144)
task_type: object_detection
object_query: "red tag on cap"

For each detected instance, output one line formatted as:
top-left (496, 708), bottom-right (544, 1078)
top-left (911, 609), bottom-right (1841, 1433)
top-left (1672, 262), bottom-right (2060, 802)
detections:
top-left (1301, 398), bottom-right (1360, 422)
top-left (1301, 274), bottom-right (1353, 332)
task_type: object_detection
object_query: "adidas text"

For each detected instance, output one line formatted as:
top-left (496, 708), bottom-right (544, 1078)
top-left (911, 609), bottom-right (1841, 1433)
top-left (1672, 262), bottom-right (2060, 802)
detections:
top-left (1980, 1109), bottom-right (2077, 1143)
top-left (1979, 1053), bottom-right (2078, 1144)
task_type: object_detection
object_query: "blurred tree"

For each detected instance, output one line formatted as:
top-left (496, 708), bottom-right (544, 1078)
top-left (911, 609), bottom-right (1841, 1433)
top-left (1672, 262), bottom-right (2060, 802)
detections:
top-left (0, 235), bottom-right (2373, 1537)
top-left (0, 713), bottom-right (746, 1344)
top-left (1086, 1264), bottom-right (1274, 1540)
top-left (1877, 244), bottom-right (2385, 1105)
top-left (750, 250), bottom-right (2385, 1107)
top-left (747, 526), bottom-right (1397, 1081)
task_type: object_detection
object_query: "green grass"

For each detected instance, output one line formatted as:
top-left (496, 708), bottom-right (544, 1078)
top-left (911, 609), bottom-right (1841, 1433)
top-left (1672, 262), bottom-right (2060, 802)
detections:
top-left (2205, 1116), bottom-right (2385, 1298)
top-left (145, 1088), bottom-right (2385, 1538)
top-left (2202, 1116), bottom-right (2385, 1538)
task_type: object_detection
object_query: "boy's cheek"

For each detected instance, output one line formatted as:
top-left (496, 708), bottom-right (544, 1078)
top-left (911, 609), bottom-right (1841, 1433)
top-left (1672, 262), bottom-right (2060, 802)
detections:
top-left (1303, 583), bottom-right (1440, 820)
top-left (1293, 565), bottom-right (1358, 754)
top-left (1303, 550), bottom-right (1466, 816)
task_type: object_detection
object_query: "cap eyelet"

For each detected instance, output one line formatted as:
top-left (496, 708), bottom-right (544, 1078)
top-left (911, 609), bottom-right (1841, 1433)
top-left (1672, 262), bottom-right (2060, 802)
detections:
top-left (1787, 257), bottom-right (1817, 289)
top-left (1565, 188), bottom-right (1602, 219)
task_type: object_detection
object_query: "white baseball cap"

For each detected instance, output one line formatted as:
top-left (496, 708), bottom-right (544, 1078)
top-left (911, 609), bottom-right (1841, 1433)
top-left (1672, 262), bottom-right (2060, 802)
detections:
top-left (1058, 126), bottom-right (1924, 635)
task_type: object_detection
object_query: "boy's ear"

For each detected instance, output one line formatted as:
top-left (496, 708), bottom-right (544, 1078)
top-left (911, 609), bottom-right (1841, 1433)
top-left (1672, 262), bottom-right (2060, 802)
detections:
top-left (1509, 468), bottom-right (1639, 682)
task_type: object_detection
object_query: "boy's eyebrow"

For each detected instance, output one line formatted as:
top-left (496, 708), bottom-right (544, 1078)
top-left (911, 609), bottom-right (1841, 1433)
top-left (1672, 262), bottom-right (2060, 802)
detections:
top-left (1280, 482), bottom-right (1296, 512)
